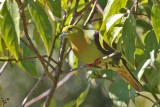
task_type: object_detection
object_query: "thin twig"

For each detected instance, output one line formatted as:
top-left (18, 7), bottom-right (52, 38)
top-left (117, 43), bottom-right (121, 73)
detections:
top-left (20, 38), bottom-right (33, 51)
top-left (63, 47), bottom-right (72, 60)
top-left (63, 64), bottom-right (87, 74)
top-left (0, 55), bottom-right (47, 62)
top-left (96, 3), bottom-right (104, 15)
top-left (83, 0), bottom-right (98, 28)
top-left (21, 73), bottom-right (46, 107)
top-left (16, 0), bottom-right (55, 81)
top-left (130, 0), bottom-right (138, 12)
top-left (135, 13), bottom-right (151, 19)
top-left (62, 51), bottom-right (119, 74)
top-left (99, 51), bottom-right (119, 61)
top-left (25, 72), bottom-right (74, 107)
top-left (142, 75), bottom-right (160, 106)
top-left (75, 0), bottom-right (94, 16)
top-left (69, 0), bottom-right (79, 25)
top-left (88, 18), bottom-right (102, 23)
top-left (135, 93), bottom-right (156, 104)
top-left (0, 61), bottom-right (8, 76)
top-left (43, 59), bottom-right (55, 70)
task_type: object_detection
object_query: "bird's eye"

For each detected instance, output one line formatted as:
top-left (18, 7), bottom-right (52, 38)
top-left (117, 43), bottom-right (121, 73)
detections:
top-left (68, 28), bottom-right (72, 31)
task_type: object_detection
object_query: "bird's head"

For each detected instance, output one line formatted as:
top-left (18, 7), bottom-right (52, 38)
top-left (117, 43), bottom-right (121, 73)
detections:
top-left (60, 25), bottom-right (84, 40)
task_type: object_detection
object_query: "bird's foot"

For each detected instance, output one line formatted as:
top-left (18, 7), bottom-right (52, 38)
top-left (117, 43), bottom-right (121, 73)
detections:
top-left (87, 64), bottom-right (94, 68)
top-left (94, 59), bottom-right (100, 65)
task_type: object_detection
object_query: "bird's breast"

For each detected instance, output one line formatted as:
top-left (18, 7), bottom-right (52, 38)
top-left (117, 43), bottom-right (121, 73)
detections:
top-left (70, 36), bottom-right (105, 64)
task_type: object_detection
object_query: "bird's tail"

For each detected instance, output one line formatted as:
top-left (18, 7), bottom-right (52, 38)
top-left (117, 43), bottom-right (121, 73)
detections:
top-left (117, 66), bottom-right (143, 91)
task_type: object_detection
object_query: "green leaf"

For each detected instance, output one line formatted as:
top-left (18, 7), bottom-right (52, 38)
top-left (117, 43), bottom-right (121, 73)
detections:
top-left (139, 0), bottom-right (148, 5)
top-left (76, 84), bottom-right (90, 107)
top-left (103, 0), bottom-right (127, 20)
top-left (105, 14), bottom-right (124, 33)
top-left (63, 100), bottom-right (76, 107)
top-left (19, 39), bottom-right (39, 78)
top-left (122, 12), bottom-right (136, 66)
top-left (109, 79), bottom-right (129, 106)
top-left (28, 0), bottom-right (53, 55)
top-left (130, 86), bottom-right (135, 102)
top-left (47, 0), bottom-right (61, 18)
top-left (152, 4), bottom-right (160, 44)
top-left (135, 59), bottom-right (151, 80)
top-left (33, 27), bottom-right (42, 48)
top-left (101, 69), bottom-right (115, 80)
top-left (61, 0), bottom-right (68, 12)
top-left (0, 1), bottom-right (19, 59)
top-left (49, 98), bottom-right (56, 107)
top-left (143, 30), bottom-right (159, 59)
top-left (100, 0), bottom-right (127, 49)
top-left (101, 0), bottom-right (127, 33)
top-left (0, 34), bottom-right (3, 55)
top-left (104, 26), bottom-right (123, 47)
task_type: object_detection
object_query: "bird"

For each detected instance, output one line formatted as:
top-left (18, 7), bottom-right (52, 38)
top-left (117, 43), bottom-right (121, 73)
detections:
top-left (61, 25), bottom-right (143, 91)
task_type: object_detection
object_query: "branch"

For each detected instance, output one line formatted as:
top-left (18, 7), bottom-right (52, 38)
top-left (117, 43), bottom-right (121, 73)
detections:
top-left (25, 72), bottom-right (74, 107)
top-left (69, 0), bottom-right (79, 25)
top-left (15, 0), bottom-right (55, 81)
top-left (0, 61), bottom-right (8, 76)
top-left (63, 47), bottom-right (72, 60)
top-left (142, 75), bottom-right (160, 106)
top-left (98, 51), bottom-right (119, 61)
top-left (135, 93), bottom-right (156, 105)
top-left (63, 51), bottom-right (119, 74)
top-left (83, 0), bottom-right (98, 28)
top-left (21, 73), bottom-right (46, 107)
top-left (75, 0), bottom-right (94, 16)
top-left (0, 55), bottom-right (47, 62)
top-left (96, 3), bottom-right (104, 15)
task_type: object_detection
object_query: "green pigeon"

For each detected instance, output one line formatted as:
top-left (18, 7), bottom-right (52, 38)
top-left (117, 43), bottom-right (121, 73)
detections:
top-left (61, 25), bottom-right (143, 91)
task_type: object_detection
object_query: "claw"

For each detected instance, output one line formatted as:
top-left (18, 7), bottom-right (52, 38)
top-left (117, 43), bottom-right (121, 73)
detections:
top-left (94, 59), bottom-right (100, 65)
top-left (87, 64), bottom-right (93, 68)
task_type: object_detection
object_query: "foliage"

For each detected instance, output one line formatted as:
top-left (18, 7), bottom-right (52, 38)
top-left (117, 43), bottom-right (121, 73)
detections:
top-left (0, 0), bottom-right (160, 107)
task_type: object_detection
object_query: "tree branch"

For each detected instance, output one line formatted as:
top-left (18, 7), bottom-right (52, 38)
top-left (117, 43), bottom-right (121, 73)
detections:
top-left (0, 55), bottom-right (47, 62)
top-left (75, 0), bottom-right (94, 16)
top-left (15, 0), bottom-right (55, 81)
top-left (25, 72), bottom-right (74, 107)
top-left (83, 0), bottom-right (98, 28)
top-left (0, 61), bottom-right (8, 76)
top-left (21, 73), bottom-right (46, 107)
top-left (96, 3), bottom-right (104, 15)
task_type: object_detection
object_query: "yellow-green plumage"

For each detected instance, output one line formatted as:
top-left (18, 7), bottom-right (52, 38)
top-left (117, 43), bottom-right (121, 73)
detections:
top-left (62, 25), bottom-right (105, 64)
top-left (61, 25), bottom-right (143, 91)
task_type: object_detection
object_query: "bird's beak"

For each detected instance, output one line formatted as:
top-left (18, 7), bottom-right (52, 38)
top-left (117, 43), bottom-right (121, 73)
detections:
top-left (60, 32), bottom-right (67, 39)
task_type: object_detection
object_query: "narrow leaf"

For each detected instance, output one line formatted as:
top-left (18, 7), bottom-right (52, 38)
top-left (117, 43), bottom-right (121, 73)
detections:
top-left (100, 0), bottom-right (127, 49)
top-left (61, 0), bottom-right (68, 12)
top-left (104, 26), bottom-right (122, 47)
top-left (49, 98), bottom-right (56, 107)
top-left (105, 14), bottom-right (124, 33)
top-left (0, 34), bottom-right (3, 55)
top-left (152, 4), bottom-right (160, 44)
top-left (109, 79), bottom-right (129, 106)
top-left (76, 84), bottom-right (90, 107)
top-left (63, 100), bottom-right (76, 107)
top-left (0, 1), bottom-right (19, 59)
top-left (28, 0), bottom-right (53, 55)
top-left (122, 12), bottom-right (136, 66)
top-left (143, 30), bottom-right (159, 59)
top-left (47, 0), bottom-right (61, 18)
